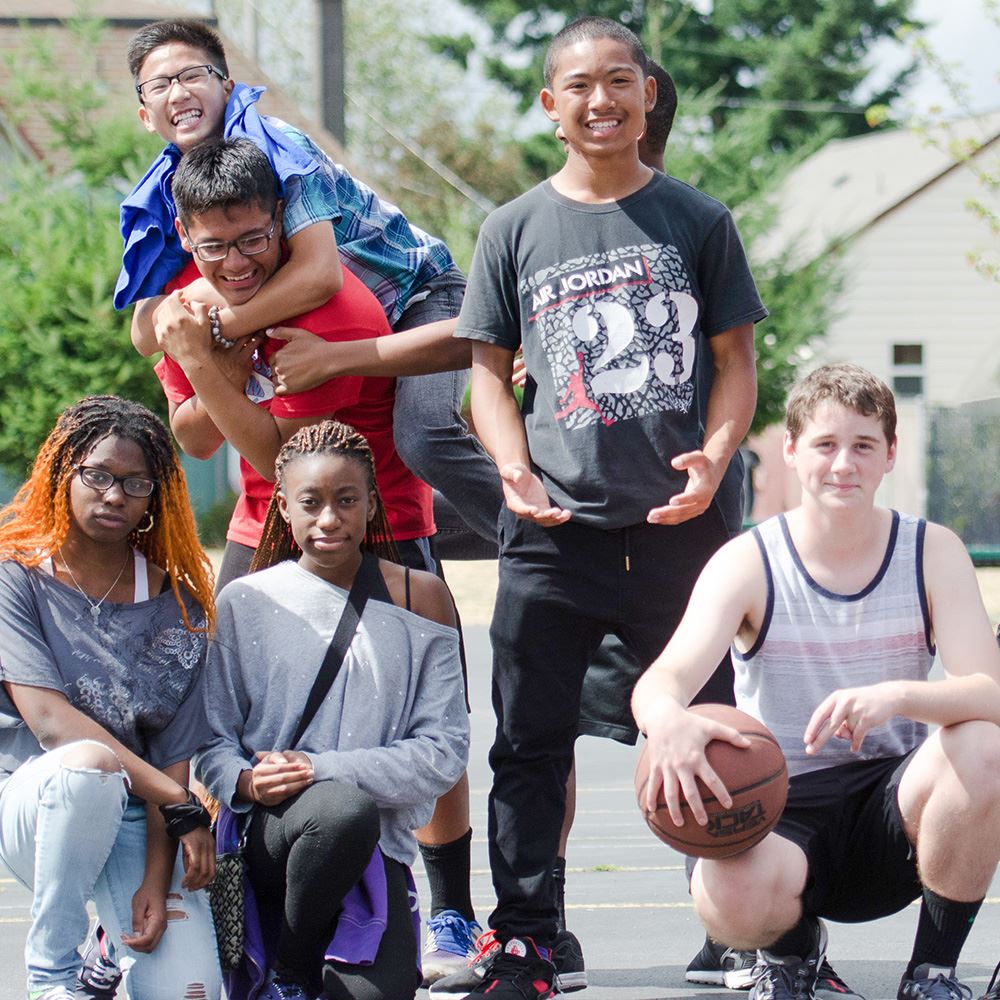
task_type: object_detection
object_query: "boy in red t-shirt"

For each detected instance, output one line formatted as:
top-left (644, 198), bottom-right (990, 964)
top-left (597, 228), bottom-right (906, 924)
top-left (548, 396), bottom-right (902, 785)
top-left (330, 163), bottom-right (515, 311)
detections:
top-left (152, 137), bottom-right (434, 586)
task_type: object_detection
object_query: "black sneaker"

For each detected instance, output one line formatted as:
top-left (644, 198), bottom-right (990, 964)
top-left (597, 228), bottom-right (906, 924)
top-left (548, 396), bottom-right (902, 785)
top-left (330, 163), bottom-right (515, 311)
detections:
top-left (815, 958), bottom-right (866, 1000)
top-left (76, 926), bottom-right (121, 999)
top-left (431, 936), bottom-right (555, 999)
top-left (978, 961), bottom-right (1000, 1000)
top-left (749, 919), bottom-right (828, 1000)
top-left (898, 965), bottom-right (973, 1000)
top-left (552, 929), bottom-right (587, 993)
top-left (686, 935), bottom-right (757, 989)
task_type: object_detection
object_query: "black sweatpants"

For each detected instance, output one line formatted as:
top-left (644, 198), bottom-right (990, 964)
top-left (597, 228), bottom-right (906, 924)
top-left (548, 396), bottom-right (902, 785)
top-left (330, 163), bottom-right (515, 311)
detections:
top-left (246, 780), bottom-right (420, 1000)
top-left (487, 504), bottom-right (732, 942)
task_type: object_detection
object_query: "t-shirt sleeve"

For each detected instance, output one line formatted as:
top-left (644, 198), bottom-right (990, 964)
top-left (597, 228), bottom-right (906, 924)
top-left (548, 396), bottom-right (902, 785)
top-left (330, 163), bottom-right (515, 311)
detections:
top-left (697, 211), bottom-right (768, 336)
top-left (454, 217), bottom-right (522, 351)
top-left (153, 354), bottom-right (196, 405)
top-left (282, 173), bottom-right (341, 240)
top-left (0, 564), bottom-right (66, 694)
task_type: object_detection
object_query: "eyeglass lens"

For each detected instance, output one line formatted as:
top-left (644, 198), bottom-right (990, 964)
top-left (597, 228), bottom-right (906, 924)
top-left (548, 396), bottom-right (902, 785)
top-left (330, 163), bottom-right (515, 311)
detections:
top-left (79, 467), bottom-right (156, 498)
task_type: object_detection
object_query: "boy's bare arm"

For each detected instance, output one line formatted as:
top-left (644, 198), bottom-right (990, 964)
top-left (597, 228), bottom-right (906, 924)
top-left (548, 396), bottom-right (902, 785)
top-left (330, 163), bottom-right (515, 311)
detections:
top-left (131, 296), bottom-right (165, 357)
top-left (648, 323), bottom-right (756, 525)
top-left (471, 342), bottom-right (570, 526)
top-left (217, 223), bottom-right (343, 340)
top-left (168, 397), bottom-right (224, 460)
top-left (269, 320), bottom-right (471, 395)
top-left (804, 524), bottom-right (1000, 755)
top-left (631, 534), bottom-right (763, 820)
top-left (156, 295), bottom-right (283, 480)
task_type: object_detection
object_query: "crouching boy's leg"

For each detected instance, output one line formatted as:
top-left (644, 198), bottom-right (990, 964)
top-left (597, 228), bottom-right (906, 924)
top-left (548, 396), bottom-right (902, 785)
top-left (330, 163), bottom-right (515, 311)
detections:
top-left (896, 720), bottom-right (1000, 997)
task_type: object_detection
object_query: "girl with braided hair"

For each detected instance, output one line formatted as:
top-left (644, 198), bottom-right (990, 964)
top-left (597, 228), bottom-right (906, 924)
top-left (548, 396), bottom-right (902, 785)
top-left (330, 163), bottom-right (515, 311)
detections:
top-left (196, 420), bottom-right (469, 1000)
top-left (0, 396), bottom-right (221, 1000)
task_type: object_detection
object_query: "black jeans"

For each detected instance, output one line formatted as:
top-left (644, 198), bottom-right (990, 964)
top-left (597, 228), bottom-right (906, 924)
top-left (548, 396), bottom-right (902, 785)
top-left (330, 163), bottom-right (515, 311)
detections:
top-left (246, 780), bottom-right (419, 999)
top-left (487, 505), bottom-right (732, 942)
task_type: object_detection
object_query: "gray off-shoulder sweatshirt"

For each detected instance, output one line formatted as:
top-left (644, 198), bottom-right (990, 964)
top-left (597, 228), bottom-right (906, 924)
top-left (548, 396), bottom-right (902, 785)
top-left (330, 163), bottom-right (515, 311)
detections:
top-left (195, 559), bottom-right (469, 864)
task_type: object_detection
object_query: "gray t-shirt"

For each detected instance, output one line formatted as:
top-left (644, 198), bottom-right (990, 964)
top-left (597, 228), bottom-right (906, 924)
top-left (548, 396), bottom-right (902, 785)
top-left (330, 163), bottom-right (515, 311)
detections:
top-left (456, 173), bottom-right (767, 529)
top-left (0, 561), bottom-right (209, 783)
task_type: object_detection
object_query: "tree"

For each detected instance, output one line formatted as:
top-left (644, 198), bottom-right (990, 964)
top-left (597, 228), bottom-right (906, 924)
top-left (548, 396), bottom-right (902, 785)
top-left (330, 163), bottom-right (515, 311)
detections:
top-left (438, 0), bottom-right (919, 151)
top-left (0, 18), bottom-right (164, 477)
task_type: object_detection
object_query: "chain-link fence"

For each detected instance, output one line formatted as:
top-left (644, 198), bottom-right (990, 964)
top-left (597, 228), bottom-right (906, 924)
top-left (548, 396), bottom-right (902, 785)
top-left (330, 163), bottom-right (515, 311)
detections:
top-left (927, 398), bottom-right (1000, 557)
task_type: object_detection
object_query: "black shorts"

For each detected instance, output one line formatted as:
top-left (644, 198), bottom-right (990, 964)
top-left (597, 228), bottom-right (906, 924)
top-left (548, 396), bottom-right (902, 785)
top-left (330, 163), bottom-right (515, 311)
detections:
top-left (775, 752), bottom-right (922, 923)
top-left (578, 636), bottom-right (735, 746)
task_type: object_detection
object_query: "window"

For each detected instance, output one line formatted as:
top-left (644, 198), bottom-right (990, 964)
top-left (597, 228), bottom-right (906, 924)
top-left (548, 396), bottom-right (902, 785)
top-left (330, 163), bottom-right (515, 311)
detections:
top-left (891, 343), bottom-right (924, 398)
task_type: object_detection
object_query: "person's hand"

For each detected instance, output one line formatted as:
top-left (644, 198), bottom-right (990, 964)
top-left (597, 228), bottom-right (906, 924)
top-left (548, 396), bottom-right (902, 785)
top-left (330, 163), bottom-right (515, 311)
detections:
top-left (153, 292), bottom-right (212, 368)
top-left (249, 750), bottom-right (314, 806)
top-left (212, 332), bottom-right (263, 390)
top-left (511, 351), bottom-right (528, 389)
top-left (178, 824), bottom-right (216, 890)
top-left (804, 682), bottom-right (901, 755)
top-left (647, 450), bottom-right (722, 526)
top-left (122, 884), bottom-right (167, 953)
top-left (499, 463), bottom-right (571, 526)
top-left (269, 326), bottom-right (336, 395)
top-left (640, 708), bottom-right (751, 827)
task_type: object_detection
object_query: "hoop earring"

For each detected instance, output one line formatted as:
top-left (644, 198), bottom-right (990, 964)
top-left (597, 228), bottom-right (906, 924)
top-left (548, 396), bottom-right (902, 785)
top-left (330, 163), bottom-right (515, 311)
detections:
top-left (137, 511), bottom-right (155, 535)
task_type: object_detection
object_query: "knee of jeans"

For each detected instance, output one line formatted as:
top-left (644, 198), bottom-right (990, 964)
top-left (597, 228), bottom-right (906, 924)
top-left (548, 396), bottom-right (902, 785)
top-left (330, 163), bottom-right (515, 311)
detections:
top-left (60, 740), bottom-right (125, 776)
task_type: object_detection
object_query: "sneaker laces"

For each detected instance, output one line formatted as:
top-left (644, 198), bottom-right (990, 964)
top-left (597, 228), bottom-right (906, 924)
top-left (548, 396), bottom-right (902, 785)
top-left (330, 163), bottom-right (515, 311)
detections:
top-left (904, 973), bottom-right (972, 1000)
top-left (752, 958), bottom-right (818, 1000)
top-left (469, 928), bottom-right (501, 966)
top-left (427, 911), bottom-right (478, 955)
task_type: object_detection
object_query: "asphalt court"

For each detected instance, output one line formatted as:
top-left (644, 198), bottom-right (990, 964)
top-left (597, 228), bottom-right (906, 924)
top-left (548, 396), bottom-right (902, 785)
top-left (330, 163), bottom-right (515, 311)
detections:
top-left (1, 624), bottom-right (999, 999)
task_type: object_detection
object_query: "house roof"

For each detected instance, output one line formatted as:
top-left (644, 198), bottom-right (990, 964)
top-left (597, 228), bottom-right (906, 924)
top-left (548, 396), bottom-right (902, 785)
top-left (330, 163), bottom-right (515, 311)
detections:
top-left (0, 2), bottom-right (351, 173)
top-left (756, 110), bottom-right (1000, 265)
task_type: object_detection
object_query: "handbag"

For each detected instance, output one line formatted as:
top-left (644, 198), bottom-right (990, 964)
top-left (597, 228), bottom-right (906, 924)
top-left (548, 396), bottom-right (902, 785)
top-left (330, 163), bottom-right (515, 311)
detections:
top-left (208, 553), bottom-right (377, 971)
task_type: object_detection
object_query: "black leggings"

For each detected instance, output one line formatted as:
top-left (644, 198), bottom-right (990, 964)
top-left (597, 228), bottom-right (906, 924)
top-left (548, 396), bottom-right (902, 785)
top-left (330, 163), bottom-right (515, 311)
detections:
top-left (245, 781), bottom-right (420, 1000)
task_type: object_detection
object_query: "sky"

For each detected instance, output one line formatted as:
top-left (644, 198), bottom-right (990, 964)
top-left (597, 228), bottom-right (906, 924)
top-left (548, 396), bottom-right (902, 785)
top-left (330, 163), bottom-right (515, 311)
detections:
top-left (869, 0), bottom-right (1000, 116)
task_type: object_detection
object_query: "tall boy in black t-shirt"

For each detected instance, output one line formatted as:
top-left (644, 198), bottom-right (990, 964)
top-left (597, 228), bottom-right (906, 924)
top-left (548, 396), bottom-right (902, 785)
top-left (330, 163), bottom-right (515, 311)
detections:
top-left (432, 16), bottom-right (766, 1000)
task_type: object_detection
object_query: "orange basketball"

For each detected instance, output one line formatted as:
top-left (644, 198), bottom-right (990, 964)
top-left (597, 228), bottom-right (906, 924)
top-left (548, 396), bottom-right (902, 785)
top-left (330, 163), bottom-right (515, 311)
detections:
top-left (634, 704), bottom-right (788, 859)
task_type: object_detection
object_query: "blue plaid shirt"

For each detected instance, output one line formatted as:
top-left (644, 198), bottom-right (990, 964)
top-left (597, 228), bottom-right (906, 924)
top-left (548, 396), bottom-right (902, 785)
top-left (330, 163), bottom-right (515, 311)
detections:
top-left (276, 119), bottom-right (456, 326)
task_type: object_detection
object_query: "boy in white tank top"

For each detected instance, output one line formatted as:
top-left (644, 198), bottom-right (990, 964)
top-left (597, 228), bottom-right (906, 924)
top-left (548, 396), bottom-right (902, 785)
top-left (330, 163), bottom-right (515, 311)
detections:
top-left (633, 364), bottom-right (1000, 1000)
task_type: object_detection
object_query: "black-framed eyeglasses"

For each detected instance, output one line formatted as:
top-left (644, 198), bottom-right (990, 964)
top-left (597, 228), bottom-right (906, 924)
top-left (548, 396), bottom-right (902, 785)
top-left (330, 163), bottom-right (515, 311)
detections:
top-left (136, 64), bottom-right (225, 102)
top-left (183, 218), bottom-right (277, 262)
top-left (75, 466), bottom-right (157, 499)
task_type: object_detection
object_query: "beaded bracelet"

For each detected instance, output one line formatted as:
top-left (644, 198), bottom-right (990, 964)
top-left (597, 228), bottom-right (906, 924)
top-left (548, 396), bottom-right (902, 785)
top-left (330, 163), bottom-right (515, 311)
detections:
top-left (208, 304), bottom-right (236, 349)
top-left (159, 790), bottom-right (212, 838)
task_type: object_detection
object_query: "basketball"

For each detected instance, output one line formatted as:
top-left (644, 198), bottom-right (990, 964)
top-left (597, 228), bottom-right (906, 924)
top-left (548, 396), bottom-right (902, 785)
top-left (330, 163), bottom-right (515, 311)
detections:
top-left (634, 704), bottom-right (788, 859)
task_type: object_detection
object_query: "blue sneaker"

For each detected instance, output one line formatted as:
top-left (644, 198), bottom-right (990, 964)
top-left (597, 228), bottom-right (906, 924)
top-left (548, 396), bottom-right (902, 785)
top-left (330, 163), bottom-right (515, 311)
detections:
top-left (422, 910), bottom-right (484, 986)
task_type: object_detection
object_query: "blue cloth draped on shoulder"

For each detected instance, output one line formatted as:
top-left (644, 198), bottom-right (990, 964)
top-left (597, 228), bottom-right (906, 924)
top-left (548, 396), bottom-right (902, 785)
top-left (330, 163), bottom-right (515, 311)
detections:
top-left (114, 83), bottom-right (320, 309)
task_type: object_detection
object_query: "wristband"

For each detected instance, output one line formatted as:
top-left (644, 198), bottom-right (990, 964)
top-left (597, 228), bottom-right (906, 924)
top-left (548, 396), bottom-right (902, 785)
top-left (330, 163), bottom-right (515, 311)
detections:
top-left (159, 789), bottom-right (212, 838)
top-left (208, 305), bottom-right (236, 349)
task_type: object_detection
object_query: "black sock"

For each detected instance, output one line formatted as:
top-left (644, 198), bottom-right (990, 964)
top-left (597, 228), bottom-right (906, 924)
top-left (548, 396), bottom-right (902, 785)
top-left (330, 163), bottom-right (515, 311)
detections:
top-left (906, 889), bottom-right (982, 977)
top-left (766, 917), bottom-right (818, 960)
top-left (419, 829), bottom-right (475, 920)
top-left (553, 856), bottom-right (567, 932)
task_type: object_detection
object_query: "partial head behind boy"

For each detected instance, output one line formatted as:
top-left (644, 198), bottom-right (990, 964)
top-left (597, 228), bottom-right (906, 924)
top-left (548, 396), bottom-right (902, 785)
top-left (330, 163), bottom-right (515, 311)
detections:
top-left (639, 61), bottom-right (678, 167)
top-left (786, 363), bottom-right (897, 445)
top-left (128, 19), bottom-right (233, 153)
top-left (172, 138), bottom-right (282, 306)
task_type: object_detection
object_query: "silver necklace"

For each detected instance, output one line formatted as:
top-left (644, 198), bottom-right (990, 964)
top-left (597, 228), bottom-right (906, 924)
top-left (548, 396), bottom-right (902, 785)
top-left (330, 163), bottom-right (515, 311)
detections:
top-left (58, 548), bottom-right (131, 622)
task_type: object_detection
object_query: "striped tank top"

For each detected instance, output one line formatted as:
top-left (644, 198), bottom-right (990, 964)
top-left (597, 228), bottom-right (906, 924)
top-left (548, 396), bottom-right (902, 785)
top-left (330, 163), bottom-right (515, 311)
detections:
top-left (733, 510), bottom-right (935, 777)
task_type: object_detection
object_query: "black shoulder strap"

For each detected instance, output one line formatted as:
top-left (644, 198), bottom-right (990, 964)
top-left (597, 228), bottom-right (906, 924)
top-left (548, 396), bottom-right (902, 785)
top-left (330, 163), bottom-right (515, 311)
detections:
top-left (290, 552), bottom-right (378, 750)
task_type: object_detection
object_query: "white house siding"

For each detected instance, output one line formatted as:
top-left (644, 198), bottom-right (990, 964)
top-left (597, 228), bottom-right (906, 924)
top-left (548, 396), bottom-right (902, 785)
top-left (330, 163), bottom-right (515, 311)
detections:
top-left (812, 157), bottom-right (1000, 407)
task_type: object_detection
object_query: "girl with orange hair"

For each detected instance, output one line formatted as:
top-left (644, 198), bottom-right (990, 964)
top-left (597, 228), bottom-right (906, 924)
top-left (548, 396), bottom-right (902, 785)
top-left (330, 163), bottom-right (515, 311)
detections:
top-left (0, 396), bottom-right (221, 1000)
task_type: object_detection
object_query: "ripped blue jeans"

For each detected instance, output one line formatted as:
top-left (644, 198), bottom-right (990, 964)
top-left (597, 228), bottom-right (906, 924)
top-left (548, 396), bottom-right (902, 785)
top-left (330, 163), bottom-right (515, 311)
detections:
top-left (0, 740), bottom-right (221, 999)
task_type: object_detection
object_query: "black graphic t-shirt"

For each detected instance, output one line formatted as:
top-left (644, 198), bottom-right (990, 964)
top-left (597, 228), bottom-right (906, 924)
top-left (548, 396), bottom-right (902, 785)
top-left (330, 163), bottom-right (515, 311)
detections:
top-left (457, 173), bottom-right (767, 529)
